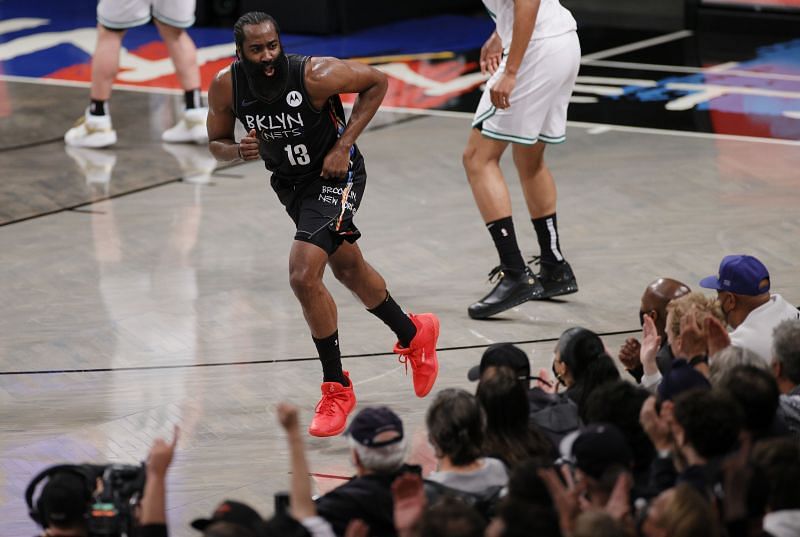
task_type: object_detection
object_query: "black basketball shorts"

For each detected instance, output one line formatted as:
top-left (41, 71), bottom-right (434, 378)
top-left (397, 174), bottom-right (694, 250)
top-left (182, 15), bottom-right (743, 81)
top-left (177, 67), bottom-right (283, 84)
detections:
top-left (270, 159), bottom-right (367, 256)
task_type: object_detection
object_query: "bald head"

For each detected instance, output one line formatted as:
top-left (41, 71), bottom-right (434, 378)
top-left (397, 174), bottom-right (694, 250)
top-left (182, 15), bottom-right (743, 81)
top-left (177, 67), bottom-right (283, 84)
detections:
top-left (641, 278), bottom-right (691, 337)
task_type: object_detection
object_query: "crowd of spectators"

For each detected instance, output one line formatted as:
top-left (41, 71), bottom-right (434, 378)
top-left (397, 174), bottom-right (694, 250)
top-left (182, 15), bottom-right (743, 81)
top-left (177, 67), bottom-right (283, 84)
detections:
top-left (25, 255), bottom-right (800, 537)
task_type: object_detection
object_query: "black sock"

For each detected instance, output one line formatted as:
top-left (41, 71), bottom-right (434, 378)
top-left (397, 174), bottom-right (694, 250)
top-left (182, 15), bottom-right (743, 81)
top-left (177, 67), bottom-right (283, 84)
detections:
top-left (314, 330), bottom-right (348, 386)
top-left (368, 292), bottom-right (417, 348)
top-left (184, 88), bottom-right (201, 110)
top-left (487, 216), bottom-right (525, 272)
top-left (89, 99), bottom-right (107, 116)
top-left (532, 213), bottom-right (564, 265)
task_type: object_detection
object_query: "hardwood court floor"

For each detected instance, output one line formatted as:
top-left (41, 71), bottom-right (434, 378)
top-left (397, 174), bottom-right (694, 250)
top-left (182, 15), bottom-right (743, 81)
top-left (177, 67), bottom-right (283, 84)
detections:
top-left (2, 2), bottom-right (799, 531)
top-left (2, 107), bottom-right (799, 534)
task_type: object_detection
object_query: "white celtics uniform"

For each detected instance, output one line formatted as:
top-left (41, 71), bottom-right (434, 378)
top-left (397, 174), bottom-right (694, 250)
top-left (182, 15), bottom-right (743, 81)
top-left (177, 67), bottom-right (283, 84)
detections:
top-left (473, 0), bottom-right (580, 145)
top-left (97, 0), bottom-right (196, 29)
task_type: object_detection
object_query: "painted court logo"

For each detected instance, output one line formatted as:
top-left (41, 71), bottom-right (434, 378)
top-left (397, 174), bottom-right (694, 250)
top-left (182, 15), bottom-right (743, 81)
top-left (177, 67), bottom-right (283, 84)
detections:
top-left (286, 91), bottom-right (303, 107)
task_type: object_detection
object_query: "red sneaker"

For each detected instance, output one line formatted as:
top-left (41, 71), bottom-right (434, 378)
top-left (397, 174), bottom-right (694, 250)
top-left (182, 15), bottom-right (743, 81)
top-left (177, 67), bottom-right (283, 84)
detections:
top-left (393, 313), bottom-right (440, 397)
top-left (308, 371), bottom-right (357, 437)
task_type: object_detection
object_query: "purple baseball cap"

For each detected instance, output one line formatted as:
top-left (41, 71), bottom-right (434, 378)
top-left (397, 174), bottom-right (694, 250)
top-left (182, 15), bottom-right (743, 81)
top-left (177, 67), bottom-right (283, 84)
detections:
top-left (699, 255), bottom-right (770, 296)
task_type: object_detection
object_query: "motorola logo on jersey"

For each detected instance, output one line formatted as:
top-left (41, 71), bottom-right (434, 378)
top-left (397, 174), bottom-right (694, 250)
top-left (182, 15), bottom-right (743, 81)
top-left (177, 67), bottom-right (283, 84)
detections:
top-left (286, 90), bottom-right (303, 107)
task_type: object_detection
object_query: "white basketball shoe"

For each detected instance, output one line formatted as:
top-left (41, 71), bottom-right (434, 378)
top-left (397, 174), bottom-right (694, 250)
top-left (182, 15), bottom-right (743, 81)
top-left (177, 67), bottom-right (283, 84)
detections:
top-left (162, 107), bottom-right (209, 144)
top-left (64, 108), bottom-right (117, 148)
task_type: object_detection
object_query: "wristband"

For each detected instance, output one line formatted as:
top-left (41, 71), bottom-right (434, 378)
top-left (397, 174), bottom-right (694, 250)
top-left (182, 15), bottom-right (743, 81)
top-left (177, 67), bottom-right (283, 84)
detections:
top-left (237, 143), bottom-right (244, 159)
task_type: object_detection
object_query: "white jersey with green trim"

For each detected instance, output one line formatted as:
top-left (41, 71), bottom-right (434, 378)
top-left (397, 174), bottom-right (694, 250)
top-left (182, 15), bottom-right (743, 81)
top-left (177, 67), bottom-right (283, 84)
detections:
top-left (482, 0), bottom-right (577, 48)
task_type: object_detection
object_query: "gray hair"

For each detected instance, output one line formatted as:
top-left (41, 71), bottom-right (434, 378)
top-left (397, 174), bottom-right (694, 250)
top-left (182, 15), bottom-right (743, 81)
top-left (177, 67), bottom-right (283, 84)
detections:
top-left (773, 319), bottom-right (800, 384)
top-left (710, 345), bottom-right (769, 385)
top-left (348, 435), bottom-right (408, 474)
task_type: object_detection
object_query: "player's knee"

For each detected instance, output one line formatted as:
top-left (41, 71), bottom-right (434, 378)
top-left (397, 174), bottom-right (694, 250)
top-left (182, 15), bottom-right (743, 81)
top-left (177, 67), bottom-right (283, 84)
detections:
top-left (517, 155), bottom-right (546, 179)
top-left (462, 145), bottom-right (479, 174)
top-left (289, 265), bottom-right (320, 295)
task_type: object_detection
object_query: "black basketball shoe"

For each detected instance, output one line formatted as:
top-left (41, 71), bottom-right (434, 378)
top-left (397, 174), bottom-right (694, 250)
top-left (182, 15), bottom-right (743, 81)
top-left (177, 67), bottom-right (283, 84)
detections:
top-left (528, 256), bottom-right (579, 299)
top-left (468, 265), bottom-right (545, 319)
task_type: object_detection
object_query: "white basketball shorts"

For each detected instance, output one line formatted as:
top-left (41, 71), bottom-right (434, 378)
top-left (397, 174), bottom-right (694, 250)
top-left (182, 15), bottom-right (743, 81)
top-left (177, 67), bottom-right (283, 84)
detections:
top-left (97, 0), bottom-right (197, 29)
top-left (472, 30), bottom-right (580, 145)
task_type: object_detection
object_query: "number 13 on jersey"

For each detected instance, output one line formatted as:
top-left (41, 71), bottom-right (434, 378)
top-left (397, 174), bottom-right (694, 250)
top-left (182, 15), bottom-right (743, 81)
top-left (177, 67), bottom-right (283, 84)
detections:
top-left (284, 143), bottom-right (310, 166)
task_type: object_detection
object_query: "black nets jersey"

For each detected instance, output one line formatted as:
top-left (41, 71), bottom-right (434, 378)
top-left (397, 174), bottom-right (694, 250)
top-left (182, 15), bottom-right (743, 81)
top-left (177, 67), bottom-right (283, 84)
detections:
top-left (231, 54), bottom-right (362, 184)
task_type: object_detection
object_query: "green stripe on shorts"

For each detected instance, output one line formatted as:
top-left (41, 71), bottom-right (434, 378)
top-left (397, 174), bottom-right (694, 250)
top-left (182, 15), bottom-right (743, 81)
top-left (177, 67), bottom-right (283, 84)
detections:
top-left (538, 133), bottom-right (567, 144)
top-left (472, 106), bottom-right (496, 127)
top-left (481, 127), bottom-right (538, 145)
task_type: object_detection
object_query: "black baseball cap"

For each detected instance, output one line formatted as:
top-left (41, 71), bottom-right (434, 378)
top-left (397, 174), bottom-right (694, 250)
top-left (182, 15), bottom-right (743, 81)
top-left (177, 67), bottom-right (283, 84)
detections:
top-left (191, 500), bottom-right (266, 535)
top-left (562, 423), bottom-right (633, 480)
top-left (346, 406), bottom-right (404, 448)
top-left (467, 343), bottom-right (531, 382)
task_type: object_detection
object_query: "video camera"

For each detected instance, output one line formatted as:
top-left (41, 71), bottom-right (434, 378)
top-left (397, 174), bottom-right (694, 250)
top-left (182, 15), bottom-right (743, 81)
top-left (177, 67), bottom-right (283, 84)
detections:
top-left (26, 462), bottom-right (146, 537)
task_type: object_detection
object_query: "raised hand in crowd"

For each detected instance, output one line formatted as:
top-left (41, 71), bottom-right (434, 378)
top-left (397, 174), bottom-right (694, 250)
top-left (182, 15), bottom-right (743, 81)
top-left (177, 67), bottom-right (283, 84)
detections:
top-left (641, 315), bottom-right (662, 379)
top-left (538, 465), bottom-right (587, 535)
top-left (677, 307), bottom-right (731, 371)
top-left (706, 315), bottom-right (731, 358)
top-left (639, 396), bottom-right (673, 453)
top-left (392, 472), bottom-right (427, 537)
top-left (276, 402), bottom-right (317, 521)
top-left (141, 425), bottom-right (180, 526)
top-left (603, 472), bottom-right (635, 534)
top-left (540, 465), bottom-right (635, 537)
top-left (618, 337), bottom-right (642, 372)
top-left (677, 308), bottom-right (709, 359)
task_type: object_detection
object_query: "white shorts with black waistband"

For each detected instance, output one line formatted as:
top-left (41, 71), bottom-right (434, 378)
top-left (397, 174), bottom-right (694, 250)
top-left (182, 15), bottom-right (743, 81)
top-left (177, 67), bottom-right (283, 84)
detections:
top-left (472, 30), bottom-right (580, 145)
top-left (97, 0), bottom-right (196, 30)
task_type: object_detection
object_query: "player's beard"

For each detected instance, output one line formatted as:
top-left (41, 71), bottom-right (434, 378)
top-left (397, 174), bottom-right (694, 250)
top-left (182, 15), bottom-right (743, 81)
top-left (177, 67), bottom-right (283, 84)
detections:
top-left (241, 49), bottom-right (288, 102)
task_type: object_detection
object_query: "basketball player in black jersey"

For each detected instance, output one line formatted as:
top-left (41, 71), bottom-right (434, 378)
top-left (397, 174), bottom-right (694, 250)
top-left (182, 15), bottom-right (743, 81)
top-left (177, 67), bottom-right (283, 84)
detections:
top-left (206, 12), bottom-right (440, 437)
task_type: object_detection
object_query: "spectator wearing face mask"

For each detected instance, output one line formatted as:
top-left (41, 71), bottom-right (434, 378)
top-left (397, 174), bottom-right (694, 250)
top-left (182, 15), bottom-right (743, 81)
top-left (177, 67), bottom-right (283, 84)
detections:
top-left (700, 255), bottom-right (799, 363)
top-left (618, 278), bottom-right (691, 382)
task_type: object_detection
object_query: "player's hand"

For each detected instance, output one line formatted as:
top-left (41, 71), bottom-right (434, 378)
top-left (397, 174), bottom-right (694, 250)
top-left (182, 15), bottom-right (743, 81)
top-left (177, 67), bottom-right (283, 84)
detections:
top-left (490, 72), bottom-right (516, 109)
top-left (480, 32), bottom-right (503, 76)
top-left (238, 129), bottom-right (260, 161)
top-left (321, 145), bottom-right (350, 180)
top-left (618, 338), bottom-right (642, 371)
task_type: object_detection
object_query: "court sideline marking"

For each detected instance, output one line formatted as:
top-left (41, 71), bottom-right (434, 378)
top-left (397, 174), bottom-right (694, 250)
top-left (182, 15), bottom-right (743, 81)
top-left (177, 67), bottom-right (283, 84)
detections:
top-left (581, 29), bottom-right (694, 61)
top-left (0, 329), bottom-right (640, 376)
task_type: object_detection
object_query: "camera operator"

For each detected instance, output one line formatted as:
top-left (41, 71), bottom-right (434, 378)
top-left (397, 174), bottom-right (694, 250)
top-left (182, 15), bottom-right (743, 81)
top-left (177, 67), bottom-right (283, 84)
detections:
top-left (33, 471), bottom-right (94, 537)
top-left (29, 427), bottom-right (179, 537)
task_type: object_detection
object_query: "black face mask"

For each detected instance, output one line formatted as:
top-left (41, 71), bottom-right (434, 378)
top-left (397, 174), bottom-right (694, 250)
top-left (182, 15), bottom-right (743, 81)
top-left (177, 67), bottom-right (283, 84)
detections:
top-left (241, 48), bottom-right (288, 101)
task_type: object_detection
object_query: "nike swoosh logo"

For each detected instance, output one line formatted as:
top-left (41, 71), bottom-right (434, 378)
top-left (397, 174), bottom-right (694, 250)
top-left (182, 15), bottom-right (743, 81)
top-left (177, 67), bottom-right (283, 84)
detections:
top-left (241, 99), bottom-right (258, 107)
